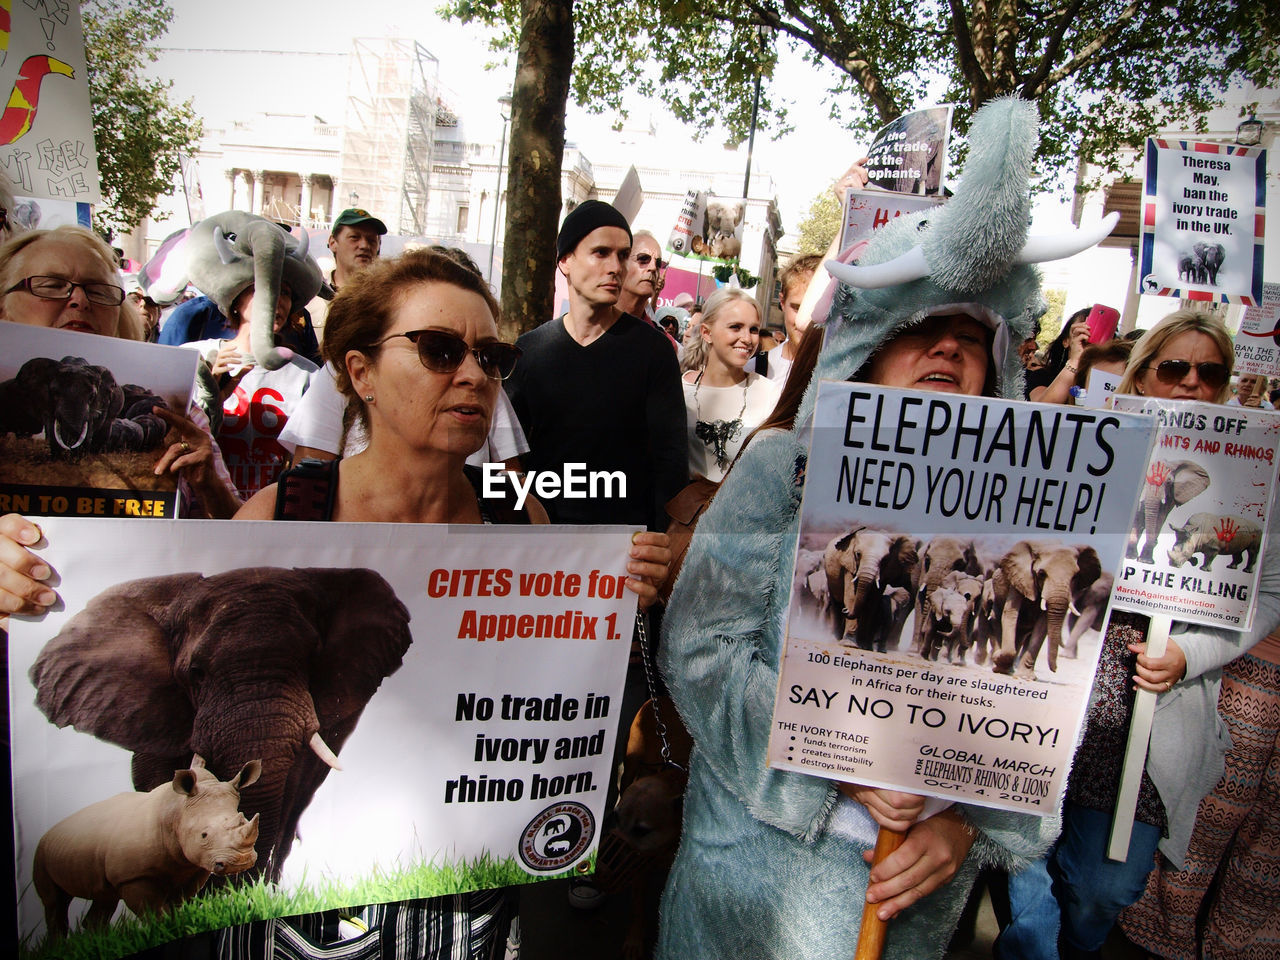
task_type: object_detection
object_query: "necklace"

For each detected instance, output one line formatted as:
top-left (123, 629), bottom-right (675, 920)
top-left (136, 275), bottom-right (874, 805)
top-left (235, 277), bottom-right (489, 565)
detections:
top-left (694, 370), bottom-right (749, 471)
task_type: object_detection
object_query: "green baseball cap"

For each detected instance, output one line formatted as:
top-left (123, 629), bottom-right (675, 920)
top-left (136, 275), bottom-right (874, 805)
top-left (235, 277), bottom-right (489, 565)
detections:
top-left (332, 208), bottom-right (388, 235)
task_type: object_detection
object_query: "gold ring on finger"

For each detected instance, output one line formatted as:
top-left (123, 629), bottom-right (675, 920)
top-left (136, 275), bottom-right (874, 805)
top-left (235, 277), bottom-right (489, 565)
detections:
top-left (180, 439), bottom-right (190, 453)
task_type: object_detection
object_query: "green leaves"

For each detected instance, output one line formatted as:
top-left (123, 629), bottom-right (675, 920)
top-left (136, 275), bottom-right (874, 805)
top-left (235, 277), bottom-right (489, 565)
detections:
top-left (82, 0), bottom-right (202, 236)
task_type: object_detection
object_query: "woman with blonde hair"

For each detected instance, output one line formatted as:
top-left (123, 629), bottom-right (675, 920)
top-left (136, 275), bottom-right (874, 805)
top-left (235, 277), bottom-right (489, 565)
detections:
top-left (680, 286), bottom-right (780, 481)
top-left (1115, 308), bottom-right (1234, 403)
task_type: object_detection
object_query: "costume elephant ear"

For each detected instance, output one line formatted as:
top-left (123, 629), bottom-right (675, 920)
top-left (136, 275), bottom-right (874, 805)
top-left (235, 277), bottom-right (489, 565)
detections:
top-left (1001, 541), bottom-right (1039, 599)
top-left (1171, 462), bottom-right (1211, 505)
top-left (29, 573), bottom-right (206, 756)
top-left (289, 568), bottom-right (414, 724)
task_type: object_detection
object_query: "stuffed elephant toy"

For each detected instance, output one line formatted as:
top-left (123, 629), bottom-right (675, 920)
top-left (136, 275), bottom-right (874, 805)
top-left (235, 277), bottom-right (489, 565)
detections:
top-left (990, 540), bottom-right (1103, 679)
top-left (0, 356), bottom-right (168, 460)
top-left (822, 528), bottom-right (920, 651)
top-left (141, 211), bottom-right (332, 371)
top-left (33, 758), bottom-right (261, 937)
top-left (29, 567), bottom-right (412, 881)
top-left (1126, 459), bottom-right (1211, 563)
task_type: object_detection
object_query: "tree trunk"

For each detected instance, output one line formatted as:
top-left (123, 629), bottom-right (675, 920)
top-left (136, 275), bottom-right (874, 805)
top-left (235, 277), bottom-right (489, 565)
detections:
top-left (499, 0), bottom-right (574, 341)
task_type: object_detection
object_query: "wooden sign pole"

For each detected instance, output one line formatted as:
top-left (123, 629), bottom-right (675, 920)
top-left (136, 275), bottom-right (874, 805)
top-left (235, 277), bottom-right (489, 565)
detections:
top-left (1107, 614), bottom-right (1172, 861)
top-left (854, 827), bottom-right (906, 960)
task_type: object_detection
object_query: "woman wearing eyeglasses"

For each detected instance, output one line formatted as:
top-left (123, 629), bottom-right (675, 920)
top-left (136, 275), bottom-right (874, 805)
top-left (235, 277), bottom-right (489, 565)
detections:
top-left (0, 226), bottom-right (241, 519)
top-left (996, 309), bottom-right (1280, 960)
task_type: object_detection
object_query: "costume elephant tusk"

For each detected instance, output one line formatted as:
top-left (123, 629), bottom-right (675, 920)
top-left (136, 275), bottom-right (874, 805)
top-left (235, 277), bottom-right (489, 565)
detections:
top-left (310, 731), bottom-right (342, 771)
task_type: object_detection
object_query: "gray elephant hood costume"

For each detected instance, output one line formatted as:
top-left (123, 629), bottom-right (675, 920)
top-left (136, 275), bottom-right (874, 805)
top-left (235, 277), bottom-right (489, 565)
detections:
top-left (142, 211), bottom-right (332, 370)
top-left (656, 97), bottom-right (1117, 960)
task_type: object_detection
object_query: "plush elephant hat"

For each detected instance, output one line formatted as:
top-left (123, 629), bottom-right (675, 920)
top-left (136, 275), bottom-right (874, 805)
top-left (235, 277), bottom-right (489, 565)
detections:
top-left (141, 212), bottom-right (332, 370)
top-left (799, 96), bottom-right (1119, 422)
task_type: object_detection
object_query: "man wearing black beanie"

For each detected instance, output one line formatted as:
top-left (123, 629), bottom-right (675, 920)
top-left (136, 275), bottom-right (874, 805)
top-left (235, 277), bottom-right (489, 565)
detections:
top-left (506, 200), bottom-right (686, 531)
top-left (505, 203), bottom-right (688, 913)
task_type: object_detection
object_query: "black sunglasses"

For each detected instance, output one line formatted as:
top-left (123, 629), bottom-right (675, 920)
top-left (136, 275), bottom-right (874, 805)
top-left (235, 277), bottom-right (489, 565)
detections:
top-left (1149, 359), bottom-right (1229, 389)
top-left (6, 275), bottom-right (126, 306)
top-left (370, 328), bottom-right (522, 380)
top-left (632, 252), bottom-right (669, 271)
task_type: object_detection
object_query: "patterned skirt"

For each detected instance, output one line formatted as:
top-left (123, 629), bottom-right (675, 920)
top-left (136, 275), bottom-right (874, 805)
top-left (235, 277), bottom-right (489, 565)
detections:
top-left (1118, 651), bottom-right (1280, 959)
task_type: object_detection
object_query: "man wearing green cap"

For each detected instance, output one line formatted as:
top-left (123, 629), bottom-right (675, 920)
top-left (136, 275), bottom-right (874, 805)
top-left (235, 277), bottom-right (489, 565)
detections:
top-left (327, 208), bottom-right (387, 291)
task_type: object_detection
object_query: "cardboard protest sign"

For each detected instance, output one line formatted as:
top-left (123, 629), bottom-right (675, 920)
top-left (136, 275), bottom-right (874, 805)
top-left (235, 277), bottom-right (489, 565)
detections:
top-left (0, 324), bottom-right (198, 519)
top-left (1137, 138), bottom-right (1266, 305)
top-left (0, 0), bottom-right (101, 204)
top-left (839, 188), bottom-right (943, 255)
top-left (768, 383), bottom-right (1156, 815)
top-left (1110, 397), bottom-right (1278, 630)
top-left (863, 106), bottom-right (953, 196)
top-left (9, 518), bottom-right (637, 955)
top-left (666, 189), bottom-right (745, 262)
top-left (1234, 282), bottom-right (1280, 377)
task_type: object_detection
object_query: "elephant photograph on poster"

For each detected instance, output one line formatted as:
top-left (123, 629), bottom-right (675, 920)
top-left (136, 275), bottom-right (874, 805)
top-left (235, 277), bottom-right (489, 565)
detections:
top-left (1125, 458), bottom-right (1212, 564)
top-left (0, 326), bottom-right (196, 503)
top-left (25, 564), bottom-right (413, 922)
top-left (788, 525), bottom-right (1112, 693)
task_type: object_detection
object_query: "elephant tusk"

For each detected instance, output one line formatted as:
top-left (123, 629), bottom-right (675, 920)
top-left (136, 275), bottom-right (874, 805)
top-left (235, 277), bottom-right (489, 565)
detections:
top-left (53, 420), bottom-right (89, 451)
top-left (310, 731), bottom-right (342, 771)
top-left (212, 226), bottom-right (242, 265)
top-left (1014, 213), bottom-right (1120, 265)
top-left (825, 246), bottom-right (930, 289)
top-left (1040, 596), bottom-right (1048, 612)
top-left (1069, 600), bottom-right (1082, 617)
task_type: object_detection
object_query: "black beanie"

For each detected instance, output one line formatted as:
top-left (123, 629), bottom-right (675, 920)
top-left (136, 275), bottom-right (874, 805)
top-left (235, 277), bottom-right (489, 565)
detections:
top-left (556, 200), bottom-right (633, 260)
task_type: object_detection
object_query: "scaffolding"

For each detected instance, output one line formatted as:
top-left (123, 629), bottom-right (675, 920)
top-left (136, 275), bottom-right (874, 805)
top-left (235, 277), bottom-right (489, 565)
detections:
top-left (340, 39), bottom-right (439, 235)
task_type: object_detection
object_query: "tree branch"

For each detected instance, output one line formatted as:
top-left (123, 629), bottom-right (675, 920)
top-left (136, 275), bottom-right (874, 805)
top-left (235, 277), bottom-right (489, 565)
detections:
top-left (1020, 0), bottom-right (1091, 95)
top-left (1029, 0), bottom-right (1145, 96)
top-left (948, 0), bottom-right (989, 105)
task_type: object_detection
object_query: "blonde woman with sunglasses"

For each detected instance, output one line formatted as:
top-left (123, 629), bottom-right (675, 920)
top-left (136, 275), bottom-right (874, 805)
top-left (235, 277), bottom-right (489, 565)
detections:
top-left (997, 309), bottom-right (1280, 960)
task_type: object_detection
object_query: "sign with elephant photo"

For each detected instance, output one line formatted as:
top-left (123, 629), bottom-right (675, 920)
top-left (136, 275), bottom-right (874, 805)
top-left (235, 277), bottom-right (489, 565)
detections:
top-left (768, 382), bottom-right (1158, 815)
top-left (0, 324), bottom-right (199, 519)
top-left (7, 518), bottom-right (638, 956)
top-left (1110, 396), bottom-right (1278, 630)
top-left (1137, 137), bottom-right (1267, 305)
top-left (666, 189), bottom-right (746, 262)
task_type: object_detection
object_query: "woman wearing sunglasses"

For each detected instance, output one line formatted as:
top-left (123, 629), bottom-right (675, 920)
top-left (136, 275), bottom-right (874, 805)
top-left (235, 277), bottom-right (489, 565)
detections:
top-left (2, 249), bottom-right (671, 953)
top-left (997, 309), bottom-right (1280, 960)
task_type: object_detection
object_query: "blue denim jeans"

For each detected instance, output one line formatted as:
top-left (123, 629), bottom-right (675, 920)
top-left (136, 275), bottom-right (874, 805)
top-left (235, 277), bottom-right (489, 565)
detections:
top-left (994, 804), bottom-right (1161, 959)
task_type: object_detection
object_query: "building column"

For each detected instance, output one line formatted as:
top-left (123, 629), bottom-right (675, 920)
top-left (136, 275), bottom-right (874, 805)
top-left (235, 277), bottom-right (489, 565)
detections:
top-left (226, 168), bottom-right (238, 210)
top-left (250, 169), bottom-right (265, 215)
top-left (300, 174), bottom-right (314, 227)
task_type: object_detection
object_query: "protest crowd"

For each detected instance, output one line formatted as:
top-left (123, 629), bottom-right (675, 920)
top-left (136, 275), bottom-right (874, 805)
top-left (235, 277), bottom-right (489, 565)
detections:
top-left (1, 87), bottom-right (1278, 960)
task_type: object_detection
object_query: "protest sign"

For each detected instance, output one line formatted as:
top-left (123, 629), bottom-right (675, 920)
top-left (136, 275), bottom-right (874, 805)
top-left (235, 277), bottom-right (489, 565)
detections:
top-left (9, 518), bottom-right (637, 954)
top-left (0, 324), bottom-right (198, 518)
top-left (1073, 365), bottom-right (1122, 410)
top-left (1234, 282), bottom-right (1280, 377)
top-left (0, 0), bottom-right (101, 204)
top-left (768, 383), bottom-right (1157, 815)
top-left (839, 189), bottom-right (943, 254)
top-left (1110, 396), bottom-right (1278, 630)
top-left (863, 106), bottom-right (953, 196)
top-left (666, 189), bottom-right (745, 262)
top-left (1137, 138), bottom-right (1266, 305)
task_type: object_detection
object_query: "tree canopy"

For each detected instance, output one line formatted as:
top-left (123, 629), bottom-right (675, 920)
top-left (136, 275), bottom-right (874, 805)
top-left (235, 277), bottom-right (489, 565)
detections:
top-left (451, 0), bottom-right (1279, 188)
top-left (82, 0), bottom-right (201, 236)
top-left (795, 180), bottom-right (841, 255)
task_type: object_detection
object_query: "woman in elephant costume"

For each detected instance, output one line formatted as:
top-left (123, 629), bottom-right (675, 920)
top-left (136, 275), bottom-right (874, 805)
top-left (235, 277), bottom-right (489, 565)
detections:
top-left (655, 97), bottom-right (1115, 960)
top-left (994, 309), bottom-right (1280, 960)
